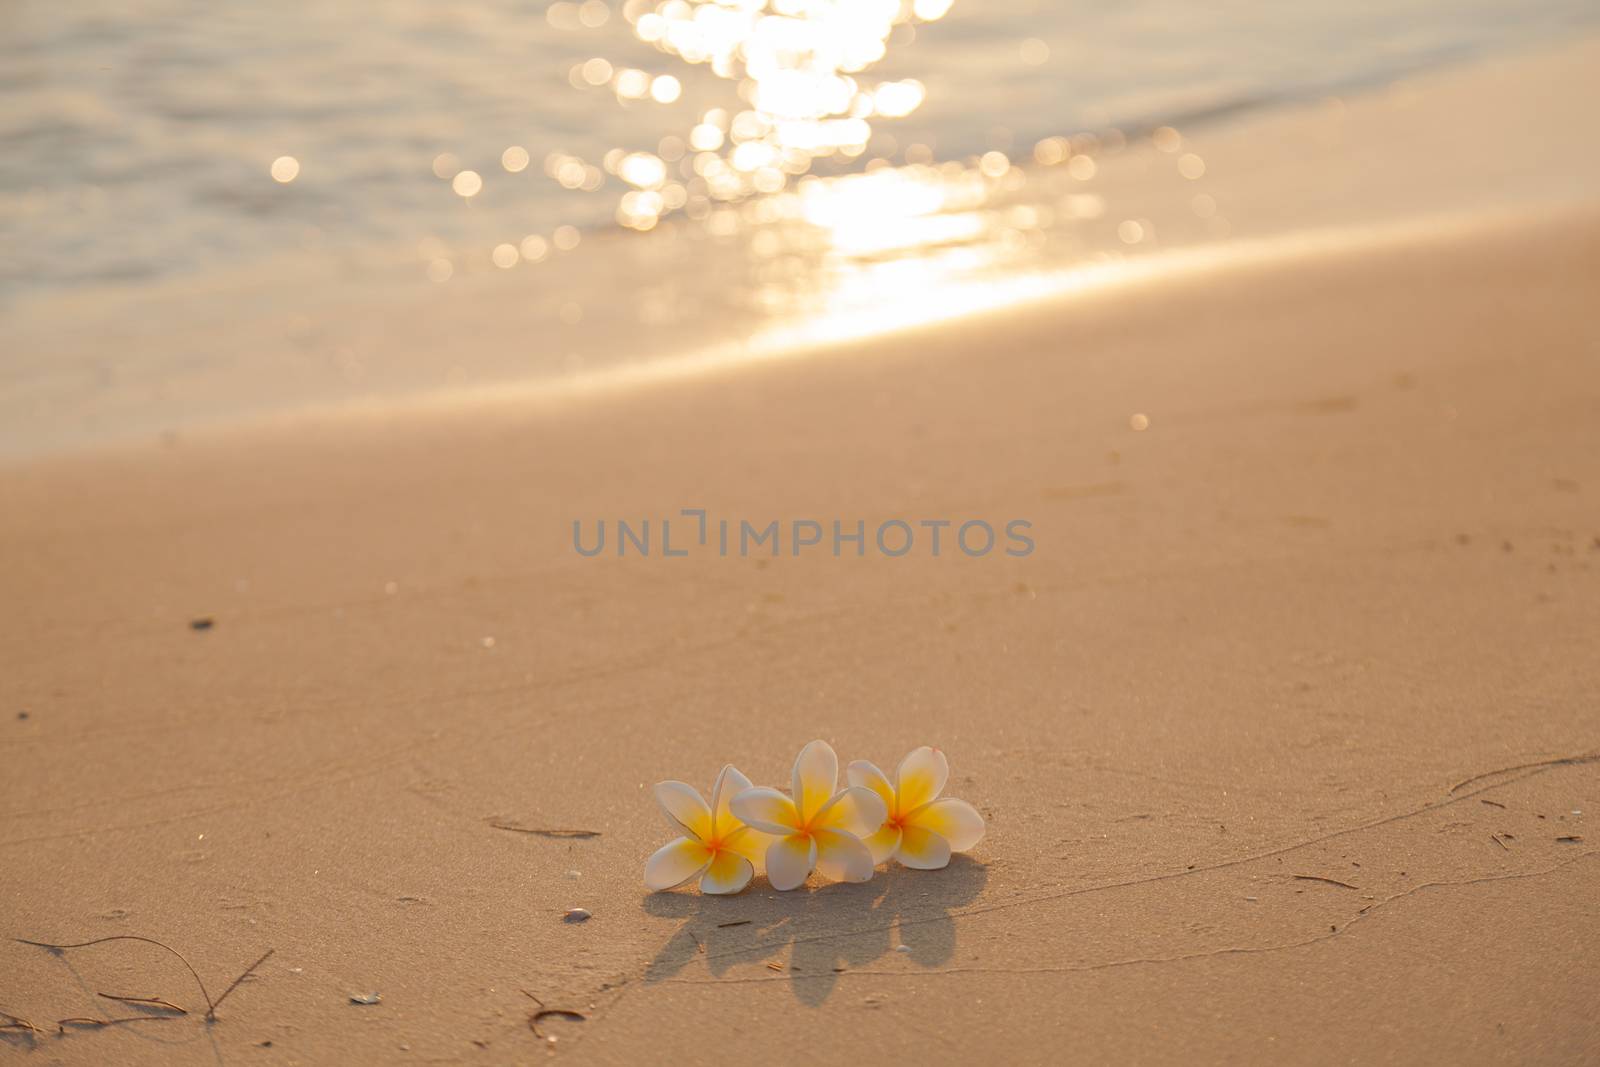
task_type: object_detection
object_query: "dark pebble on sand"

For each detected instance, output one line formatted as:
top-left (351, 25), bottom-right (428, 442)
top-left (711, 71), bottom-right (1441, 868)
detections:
top-left (190, 617), bottom-right (215, 631)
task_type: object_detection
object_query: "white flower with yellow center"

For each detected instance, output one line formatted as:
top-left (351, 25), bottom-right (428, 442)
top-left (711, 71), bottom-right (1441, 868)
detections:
top-left (644, 765), bottom-right (774, 894)
top-left (730, 740), bottom-right (887, 891)
top-left (847, 746), bottom-right (986, 869)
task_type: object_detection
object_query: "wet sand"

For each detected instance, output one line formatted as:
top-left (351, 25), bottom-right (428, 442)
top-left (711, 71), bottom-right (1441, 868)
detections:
top-left (4, 50), bottom-right (1600, 1067)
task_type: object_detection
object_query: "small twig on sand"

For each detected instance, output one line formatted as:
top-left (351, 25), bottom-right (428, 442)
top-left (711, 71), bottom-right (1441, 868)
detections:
top-left (716, 920), bottom-right (752, 929)
top-left (1490, 833), bottom-right (1511, 852)
top-left (211, 949), bottom-right (275, 1016)
top-left (97, 993), bottom-right (187, 1015)
top-left (520, 990), bottom-right (586, 1040)
top-left (1, 1011), bottom-right (47, 1036)
top-left (18, 936), bottom-right (215, 1017)
top-left (529, 1009), bottom-right (587, 1038)
top-left (1480, 799), bottom-right (1507, 809)
top-left (57, 1016), bottom-right (176, 1033)
top-left (1448, 752), bottom-right (1600, 794)
top-left (487, 820), bottom-right (601, 839)
top-left (16, 935), bottom-right (273, 1021)
top-left (1292, 875), bottom-right (1360, 890)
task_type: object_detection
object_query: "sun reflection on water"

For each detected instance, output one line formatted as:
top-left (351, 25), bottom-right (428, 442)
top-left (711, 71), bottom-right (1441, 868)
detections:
top-left (421, 2), bottom-right (1231, 367)
top-left (549, 0), bottom-right (957, 231)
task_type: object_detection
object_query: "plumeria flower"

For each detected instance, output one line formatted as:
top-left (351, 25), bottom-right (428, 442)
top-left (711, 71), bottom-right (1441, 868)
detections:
top-left (847, 746), bottom-right (986, 869)
top-left (731, 740), bottom-right (887, 891)
top-left (644, 765), bottom-right (774, 894)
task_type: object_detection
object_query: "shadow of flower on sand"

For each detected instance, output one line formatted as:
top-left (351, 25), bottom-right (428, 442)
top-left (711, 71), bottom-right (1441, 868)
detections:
top-left (642, 857), bottom-right (989, 1006)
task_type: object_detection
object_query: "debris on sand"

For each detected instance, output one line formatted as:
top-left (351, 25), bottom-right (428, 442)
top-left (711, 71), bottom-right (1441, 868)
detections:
top-left (530, 1008), bottom-right (585, 1038)
top-left (486, 819), bottom-right (601, 839)
top-left (56, 1016), bottom-right (175, 1033)
top-left (189, 618), bottom-right (215, 631)
top-left (349, 993), bottom-right (382, 1005)
top-left (0, 1012), bottom-right (47, 1036)
top-left (521, 991), bottom-right (586, 1040)
top-left (15, 936), bottom-right (272, 1022)
top-left (97, 993), bottom-right (186, 1014)
top-left (562, 908), bottom-right (592, 923)
top-left (1292, 875), bottom-right (1360, 890)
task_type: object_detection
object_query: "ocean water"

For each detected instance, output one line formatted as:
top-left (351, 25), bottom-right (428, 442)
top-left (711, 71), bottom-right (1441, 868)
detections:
top-left (3, 0), bottom-right (1597, 306)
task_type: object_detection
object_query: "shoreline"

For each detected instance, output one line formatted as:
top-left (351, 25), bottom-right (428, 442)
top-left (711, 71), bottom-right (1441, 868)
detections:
top-left (3, 197), bottom-right (1585, 476)
top-left (6, 33), bottom-right (1600, 460)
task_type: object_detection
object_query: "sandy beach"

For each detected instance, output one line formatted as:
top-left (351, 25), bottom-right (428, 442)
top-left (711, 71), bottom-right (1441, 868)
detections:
top-left (5, 35), bottom-right (1600, 1067)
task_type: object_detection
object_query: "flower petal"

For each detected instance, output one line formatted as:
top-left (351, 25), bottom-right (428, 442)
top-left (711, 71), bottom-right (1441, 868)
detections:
top-left (905, 797), bottom-right (986, 853)
top-left (710, 764), bottom-right (754, 838)
top-left (765, 834), bottom-right (816, 891)
top-left (846, 759), bottom-right (896, 814)
top-left (730, 786), bottom-right (799, 836)
top-left (895, 825), bottom-right (952, 870)
top-left (700, 851), bottom-right (754, 895)
top-left (721, 826), bottom-right (773, 872)
top-left (893, 747), bottom-right (948, 814)
top-left (862, 823), bottom-right (901, 865)
top-left (813, 785), bottom-right (888, 838)
top-left (654, 781), bottom-right (714, 841)
top-left (644, 837), bottom-right (712, 891)
top-left (813, 829), bottom-right (875, 883)
top-left (791, 740), bottom-right (839, 825)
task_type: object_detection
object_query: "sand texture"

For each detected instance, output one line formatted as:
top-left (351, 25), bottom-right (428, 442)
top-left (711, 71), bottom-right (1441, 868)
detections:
top-left (4, 46), bottom-right (1600, 1067)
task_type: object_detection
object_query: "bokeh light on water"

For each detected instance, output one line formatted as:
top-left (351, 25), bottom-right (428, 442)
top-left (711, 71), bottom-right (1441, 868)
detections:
top-left (3, 0), bottom-right (1597, 307)
top-left (2, 0), bottom-right (1599, 451)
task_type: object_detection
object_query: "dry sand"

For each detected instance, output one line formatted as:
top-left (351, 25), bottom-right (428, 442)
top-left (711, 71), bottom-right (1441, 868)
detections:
top-left (4, 48), bottom-right (1600, 1067)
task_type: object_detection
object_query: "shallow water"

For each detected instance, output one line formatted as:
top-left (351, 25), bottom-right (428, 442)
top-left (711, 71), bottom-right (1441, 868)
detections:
top-left (3, 0), bottom-right (1596, 305)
